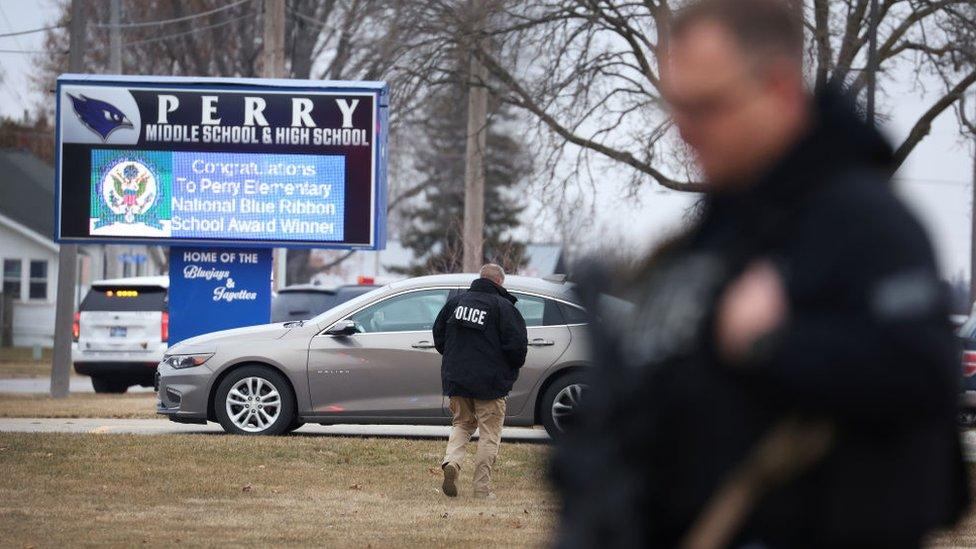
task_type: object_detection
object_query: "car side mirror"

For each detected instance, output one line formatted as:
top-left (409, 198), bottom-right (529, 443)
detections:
top-left (325, 320), bottom-right (359, 337)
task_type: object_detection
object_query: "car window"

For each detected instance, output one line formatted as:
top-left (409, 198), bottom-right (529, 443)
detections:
top-left (347, 289), bottom-right (450, 333)
top-left (308, 285), bottom-right (390, 324)
top-left (80, 286), bottom-right (167, 312)
top-left (511, 293), bottom-right (565, 327)
top-left (558, 302), bottom-right (589, 324)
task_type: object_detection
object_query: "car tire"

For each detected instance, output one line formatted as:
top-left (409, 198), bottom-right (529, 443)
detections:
top-left (91, 376), bottom-right (129, 394)
top-left (214, 365), bottom-right (296, 436)
top-left (283, 417), bottom-right (305, 434)
top-left (540, 371), bottom-right (588, 439)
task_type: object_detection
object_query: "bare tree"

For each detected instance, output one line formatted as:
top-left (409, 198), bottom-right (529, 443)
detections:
top-left (35, 0), bottom-right (443, 283)
top-left (416, 0), bottom-right (976, 195)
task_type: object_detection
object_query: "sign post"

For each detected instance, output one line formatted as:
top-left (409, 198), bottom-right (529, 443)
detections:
top-left (54, 74), bottom-right (388, 345)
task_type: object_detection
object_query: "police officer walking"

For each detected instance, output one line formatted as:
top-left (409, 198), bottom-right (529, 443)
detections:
top-left (554, 0), bottom-right (968, 546)
top-left (433, 264), bottom-right (528, 499)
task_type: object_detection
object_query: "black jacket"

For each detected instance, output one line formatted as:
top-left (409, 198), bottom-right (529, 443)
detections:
top-left (554, 90), bottom-right (969, 548)
top-left (433, 278), bottom-right (528, 400)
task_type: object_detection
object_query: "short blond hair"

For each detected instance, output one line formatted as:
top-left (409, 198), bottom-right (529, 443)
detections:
top-left (479, 263), bottom-right (505, 285)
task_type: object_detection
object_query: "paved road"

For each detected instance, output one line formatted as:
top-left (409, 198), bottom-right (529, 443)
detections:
top-left (3, 418), bottom-right (974, 456)
top-left (0, 417), bottom-right (550, 441)
top-left (0, 377), bottom-right (153, 394)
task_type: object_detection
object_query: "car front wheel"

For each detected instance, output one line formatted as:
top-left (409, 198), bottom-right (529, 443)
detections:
top-left (214, 365), bottom-right (296, 435)
top-left (541, 372), bottom-right (588, 439)
top-left (91, 376), bottom-right (129, 394)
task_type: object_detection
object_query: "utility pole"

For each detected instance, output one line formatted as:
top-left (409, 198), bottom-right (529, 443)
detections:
top-left (866, 0), bottom-right (879, 127)
top-left (264, 0), bottom-right (287, 289)
top-left (51, 0), bottom-right (86, 398)
top-left (104, 0), bottom-right (122, 279)
top-left (971, 136), bottom-right (976, 303)
top-left (462, 1), bottom-right (488, 273)
top-left (109, 0), bottom-right (121, 73)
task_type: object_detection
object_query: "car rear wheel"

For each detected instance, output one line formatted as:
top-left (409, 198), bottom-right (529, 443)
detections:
top-left (91, 376), bottom-right (129, 394)
top-left (214, 366), bottom-right (296, 436)
top-left (540, 371), bottom-right (588, 439)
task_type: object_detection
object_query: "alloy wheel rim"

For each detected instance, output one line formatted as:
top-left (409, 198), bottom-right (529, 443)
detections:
top-left (551, 383), bottom-right (587, 433)
top-left (226, 376), bottom-right (281, 432)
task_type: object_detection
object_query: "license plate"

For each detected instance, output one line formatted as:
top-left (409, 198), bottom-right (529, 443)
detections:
top-left (110, 326), bottom-right (127, 338)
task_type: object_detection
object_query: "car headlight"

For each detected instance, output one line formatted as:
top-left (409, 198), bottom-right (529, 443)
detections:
top-left (163, 353), bottom-right (214, 369)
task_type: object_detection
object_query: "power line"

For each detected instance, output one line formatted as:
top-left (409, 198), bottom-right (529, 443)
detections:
top-left (287, 7), bottom-right (333, 29)
top-left (0, 9), bottom-right (254, 55)
top-left (105, 12), bottom-right (253, 49)
top-left (0, 4), bottom-right (30, 106)
top-left (0, 0), bottom-right (250, 40)
top-left (0, 24), bottom-right (64, 38)
top-left (92, 0), bottom-right (251, 28)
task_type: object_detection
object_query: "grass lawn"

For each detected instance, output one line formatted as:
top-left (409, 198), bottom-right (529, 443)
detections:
top-left (0, 433), bottom-right (556, 547)
top-left (0, 346), bottom-right (53, 378)
top-left (0, 429), bottom-right (975, 547)
top-left (0, 392), bottom-right (158, 419)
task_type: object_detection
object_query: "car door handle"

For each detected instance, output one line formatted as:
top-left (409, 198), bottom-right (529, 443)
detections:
top-left (529, 338), bottom-right (555, 347)
top-left (411, 340), bottom-right (436, 349)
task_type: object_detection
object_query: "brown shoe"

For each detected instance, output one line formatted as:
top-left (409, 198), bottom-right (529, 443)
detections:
top-left (442, 463), bottom-right (459, 497)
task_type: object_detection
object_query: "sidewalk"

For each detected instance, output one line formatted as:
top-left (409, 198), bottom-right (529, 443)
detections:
top-left (0, 417), bottom-right (550, 441)
top-left (0, 377), bottom-right (154, 394)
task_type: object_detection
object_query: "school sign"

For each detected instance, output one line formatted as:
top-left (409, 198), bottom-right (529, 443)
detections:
top-left (55, 74), bottom-right (389, 250)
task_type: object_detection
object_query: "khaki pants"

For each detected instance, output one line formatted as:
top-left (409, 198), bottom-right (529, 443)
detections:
top-left (442, 396), bottom-right (506, 495)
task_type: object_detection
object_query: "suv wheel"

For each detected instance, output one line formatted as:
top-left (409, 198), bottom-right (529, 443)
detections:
top-left (214, 365), bottom-right (296, 435)
top-left (540, 372), bottom-right (588, 439)
top-left (91, 376), bottom-right (129, 394)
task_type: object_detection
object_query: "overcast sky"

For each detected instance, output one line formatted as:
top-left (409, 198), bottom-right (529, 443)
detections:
top-left (0, 0), bottom-right (971, 280)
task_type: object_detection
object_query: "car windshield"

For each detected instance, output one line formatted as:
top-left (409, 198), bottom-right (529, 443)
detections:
top-left (272, 291), bottom-right (341, 322)
top-left (308, 284), bottom-right (390, 325)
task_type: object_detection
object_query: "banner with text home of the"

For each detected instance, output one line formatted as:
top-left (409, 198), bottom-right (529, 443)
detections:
top-left (54, 74), bottom-right (388, 250)
top-left (168, 247), bottom-right (272, 345)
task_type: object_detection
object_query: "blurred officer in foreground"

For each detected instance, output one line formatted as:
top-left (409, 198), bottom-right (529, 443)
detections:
top-left (434, 263), bottom-right (528, 499)
top-left (554, 0), bottom-right (968, 546)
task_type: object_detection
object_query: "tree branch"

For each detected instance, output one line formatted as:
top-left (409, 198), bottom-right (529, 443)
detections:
top-left (893, 69), bottom-right (976, 168)
top-left (472, 41), bottom-right (704, 192)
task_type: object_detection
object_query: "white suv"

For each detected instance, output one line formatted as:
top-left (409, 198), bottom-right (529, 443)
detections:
top-left (72, 276), bottom-right (169, 393)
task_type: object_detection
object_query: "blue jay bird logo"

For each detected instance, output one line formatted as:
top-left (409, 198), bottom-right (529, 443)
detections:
top-left (68, 94), bottom-right (133, 140)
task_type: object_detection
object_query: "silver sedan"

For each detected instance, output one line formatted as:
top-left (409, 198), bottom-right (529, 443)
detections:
top-left (155, 274), bottom-right (590, 437)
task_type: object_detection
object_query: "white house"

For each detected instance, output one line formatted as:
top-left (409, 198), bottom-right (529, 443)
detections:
top-left (0, 149), bottom-right (166, 347)
top-left (0, 149), bottom-right (60, 347)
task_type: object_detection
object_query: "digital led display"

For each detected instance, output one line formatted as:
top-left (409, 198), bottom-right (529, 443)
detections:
top-left (55, 75), bottom-right (388, 249)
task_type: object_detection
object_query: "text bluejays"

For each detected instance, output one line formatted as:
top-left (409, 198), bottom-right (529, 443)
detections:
top-left (455, 306), bottom-right (488, 325)
top-left (154, 95), bottom-right (361, 128)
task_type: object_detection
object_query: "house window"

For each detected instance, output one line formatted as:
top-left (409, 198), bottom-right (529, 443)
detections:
top-left (2, 259), bottom-right (21, 299)
top-left (29, 260), bottom-right (48, 300)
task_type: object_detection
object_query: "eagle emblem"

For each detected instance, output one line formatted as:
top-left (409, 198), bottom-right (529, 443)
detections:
top-left (102, 160), bottom-right (157, 224)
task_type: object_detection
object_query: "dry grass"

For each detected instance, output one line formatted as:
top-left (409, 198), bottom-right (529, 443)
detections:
top-left (0, 393), bottom-right (158, 419)
top-left (0, 433), bottom-right (556, 548)
top-left (2, 429), bottom-right (976, 547)
top-left (929, 473), bottom-right (976, 548)
top-left (0, 346), bottom-right (53, 378)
